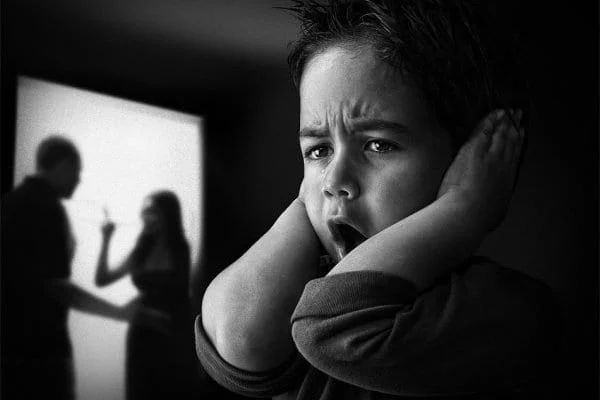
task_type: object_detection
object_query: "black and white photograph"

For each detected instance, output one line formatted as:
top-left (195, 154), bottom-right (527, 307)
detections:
top-left (1, 1), bottom-right (598, 399)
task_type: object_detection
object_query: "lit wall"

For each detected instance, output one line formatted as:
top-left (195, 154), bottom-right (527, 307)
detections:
top-left (14, 76), bottom-right (203, 400)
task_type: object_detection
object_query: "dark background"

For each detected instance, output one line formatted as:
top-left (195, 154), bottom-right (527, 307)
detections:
top-left (1, 0), bottom-right (598, 397)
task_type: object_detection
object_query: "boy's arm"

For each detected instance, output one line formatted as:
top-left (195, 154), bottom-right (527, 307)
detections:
top-left (328, 191), bottom-right (481, 290)
top-left (292, 261), bottom-right (558, 396)
top-left (201, 198), bottom-right (322, 372)
top-left (328, 109), bottom-right (522, 291)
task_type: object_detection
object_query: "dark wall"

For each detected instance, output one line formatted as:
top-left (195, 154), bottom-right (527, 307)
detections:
top-left (1, 0), bottom-right (598, 396)
top-left (478, 3), bottom-right (598, 395)
top-left (198, 68), bottom-right (302, 294)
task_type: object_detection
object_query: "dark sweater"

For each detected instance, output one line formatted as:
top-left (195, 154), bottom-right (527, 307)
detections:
top-left (195, 257), bottom-right (559, 399)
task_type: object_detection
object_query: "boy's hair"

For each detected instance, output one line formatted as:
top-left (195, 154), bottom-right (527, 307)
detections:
top-left (36, 135), bottom-right (81, 172)
top-left (283, 0), bottom-right (528, 147)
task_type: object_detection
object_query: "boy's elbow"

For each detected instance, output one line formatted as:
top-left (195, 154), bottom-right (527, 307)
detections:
top-left (210, 321), bottom-right (288, 372)
top-left (201, 276), bottom-right (294, 372)
top-left (203, 308), bottom-right (295, 372)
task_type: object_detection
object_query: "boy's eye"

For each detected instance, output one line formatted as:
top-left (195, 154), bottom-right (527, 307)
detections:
top-left (305, 145), bottom-right (332, 160)
top-left (366, 140), bottom-right (396, 153)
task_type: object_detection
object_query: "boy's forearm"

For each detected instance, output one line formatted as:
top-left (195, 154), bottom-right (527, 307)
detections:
top-left (202, 198), bottom-right (321, 371)
top-left (328, 192), bottom-right (485, 292)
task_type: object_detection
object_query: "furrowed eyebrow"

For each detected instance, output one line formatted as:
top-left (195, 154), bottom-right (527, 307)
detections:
top-left (298, 120), bottom-right (412, 140)
top-left (350, 119), bottom-right (411, 135)
top-left (298, 127), bottom-right (329, 139)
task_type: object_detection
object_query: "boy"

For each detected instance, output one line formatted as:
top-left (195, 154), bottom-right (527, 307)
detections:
top-left (196, 1), bottom-right (558, 398)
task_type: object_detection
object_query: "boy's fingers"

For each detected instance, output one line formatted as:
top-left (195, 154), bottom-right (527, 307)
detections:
top-left (469, 109), bottom-right (503, 159)
top-left (478, 114), bottom-right (495, 137)
top-left (505, 109), bottom-right (520, 130)
top-left (488, 117), bottom-right (510, 159)
top-left (473, 109), bottom-right (503, 137)
top-left (514, 127), bottom-right (525, 163)
top-left (472, 124), bottom-right (492, 159)
top-left (516, 109), bottom-right (523, 125)
top-left (504, 114), bottom-right (522, 163)
top-left (507, 130), bottom-right (524, 185)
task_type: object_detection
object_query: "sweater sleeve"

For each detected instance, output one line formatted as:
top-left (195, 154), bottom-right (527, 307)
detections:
top-left (290, 258), bottom-right (559, 396)
top-left (194, 314), bottom-right (308, 398)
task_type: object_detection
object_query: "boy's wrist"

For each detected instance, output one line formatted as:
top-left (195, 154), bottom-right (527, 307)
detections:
top-left (436, 190), bottom-right (491, 237)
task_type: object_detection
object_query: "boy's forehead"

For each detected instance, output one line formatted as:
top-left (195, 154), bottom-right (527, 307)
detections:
top-left (300, 99), bottom-right (387, 129)
top-left (302, 45), bottom-right (395, 90)
top-left (299, 45), bottom-right (435, 132)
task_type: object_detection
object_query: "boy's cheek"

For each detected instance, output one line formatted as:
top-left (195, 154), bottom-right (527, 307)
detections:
top-left (303, 198), bottom-right (331, 252)
top-left (304, 200), bottom-right (322, 234)
top-left (301, 179), bottom-right (322, 214)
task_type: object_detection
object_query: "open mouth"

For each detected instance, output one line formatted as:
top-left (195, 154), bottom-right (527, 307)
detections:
top-left (329, 221), bottom-right (367, 261)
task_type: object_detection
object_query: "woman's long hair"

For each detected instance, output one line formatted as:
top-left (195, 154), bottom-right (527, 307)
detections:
top-left (130, 190), bottom-right (190, 273)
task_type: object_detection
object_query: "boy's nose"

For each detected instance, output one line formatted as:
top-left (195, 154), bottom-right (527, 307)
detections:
top-left (322, 155), bottom-right (360, 200)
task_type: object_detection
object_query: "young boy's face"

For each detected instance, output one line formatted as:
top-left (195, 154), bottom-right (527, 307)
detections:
top-left (299, 45), bottom-right (454, 262)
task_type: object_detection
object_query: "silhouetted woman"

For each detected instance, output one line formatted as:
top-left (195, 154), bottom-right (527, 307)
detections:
top-left (96, 190), bottom-right (199, 400)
